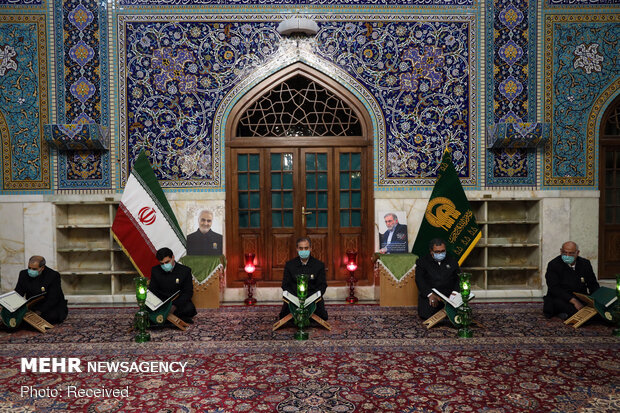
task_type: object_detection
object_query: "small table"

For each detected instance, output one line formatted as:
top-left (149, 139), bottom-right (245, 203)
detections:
top-left (180, 255), bottom-right (226, 309)
top-left (374, 253), bottom-right (418, 307)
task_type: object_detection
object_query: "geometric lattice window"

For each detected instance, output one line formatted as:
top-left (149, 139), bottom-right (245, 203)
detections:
top-left (237, 75), bottom-right (362, 137)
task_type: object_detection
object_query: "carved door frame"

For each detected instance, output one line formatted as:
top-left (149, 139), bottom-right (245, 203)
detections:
top-left (224, 63), bottom-right (374, 288)
top-left (599, 94), bottom-right (620, 279)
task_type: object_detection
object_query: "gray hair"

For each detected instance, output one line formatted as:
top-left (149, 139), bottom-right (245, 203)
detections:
top-left (383, 213), bottom-right (398, 221)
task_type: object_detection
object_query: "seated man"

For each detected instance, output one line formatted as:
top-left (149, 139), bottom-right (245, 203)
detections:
top-left (14, 255), bottom-right (68, 324)
top-left (414, 238), bottom-right (460, 320)
top-left (543, 241), bottom-right (599, 320)
top-left (149, 247), bottom-right (197, 323)
top-left (279, 237), bottom-right (328, 321)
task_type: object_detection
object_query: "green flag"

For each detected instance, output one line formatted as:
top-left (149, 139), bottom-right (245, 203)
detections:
top-left (412, 150), bottom-right (481, 266)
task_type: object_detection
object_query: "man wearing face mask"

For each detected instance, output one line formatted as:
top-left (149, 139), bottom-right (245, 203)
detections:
top-left (14, 255), bottom-right (68, 324)
top-left (414, 238), bottom-right (460, 320)
top-left (543, 241), bottom-right (599, 320)
top-left (149, 247), bottom-right (197, 323)
top-left (278, 237), bottom-right (328, 321)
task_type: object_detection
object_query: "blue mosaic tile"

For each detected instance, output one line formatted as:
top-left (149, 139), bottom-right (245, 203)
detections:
top-left (315, 19), bottom-right (475, 186)
top-left (120, 19), bottom-right (282, 188)
top-left (55, 0), bottom-right (110, 190)
top-left (487, 123), bottom-right (550, 149)
top-left (119, 17), bottom-right (476, 188)
top-left (0, 14), bottom-right (50, 190)
top-left (547, 0), bottom-right (620, 5)
top-left (0, 0), bottom-right (43, 5)
top-left (485, 0), bottom-right (538, 187)
top-left (544, 14), bottom-right (620, 187)
top-left (119, 0), bottom-right (475, 6)
top-left (44, 124), bottom-right (110, 151)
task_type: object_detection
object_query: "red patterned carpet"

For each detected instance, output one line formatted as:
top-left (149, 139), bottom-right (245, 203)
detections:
top-left (0, 303), bottom-right (619, 412)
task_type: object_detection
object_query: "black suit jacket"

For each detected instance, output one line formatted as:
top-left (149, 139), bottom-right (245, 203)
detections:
top-left (149, 262), bottom-right (194, 310)
top-left (415, 253), bottom-right (460, 299)
top-left (380, 223), bottom-right (408, 253)
top-left (186, 229), bottom-right (223, 255)
top-left (15, 266), bottom-right (68, 321)
top-left (281, 256), bottom-right (327, 298)
top-left (545, 255), bottom-right (599, 303)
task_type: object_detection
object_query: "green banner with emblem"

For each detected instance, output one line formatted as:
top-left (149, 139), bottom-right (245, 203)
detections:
top-left (412, 150), bottom-right (481, 265)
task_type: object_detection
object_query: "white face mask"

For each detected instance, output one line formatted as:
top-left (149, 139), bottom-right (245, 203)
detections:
top-left (298, 250), bottom-right (310, 260)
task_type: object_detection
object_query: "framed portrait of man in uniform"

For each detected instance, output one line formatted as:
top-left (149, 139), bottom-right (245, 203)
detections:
top-left (186, 209), bottom-right (223, 256)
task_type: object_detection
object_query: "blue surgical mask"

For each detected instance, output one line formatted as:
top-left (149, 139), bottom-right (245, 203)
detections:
top-left (27, 269), bottom-right (40, 278)
top-left (298, 250), bottom-right (310, 260)
top-left (433, 252), bottom-right (446, 262)
top-left (562, 255), bottom-right (575, 265)
top-left (161, 262), bottom-right (174, 272)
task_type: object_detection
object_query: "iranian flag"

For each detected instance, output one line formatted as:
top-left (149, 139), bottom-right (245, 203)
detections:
top-left (112, 151), bottom-right (186, 278)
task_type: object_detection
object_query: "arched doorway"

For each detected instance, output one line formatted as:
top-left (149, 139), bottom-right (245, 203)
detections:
top-left (225, 63), bottom-right (374, 288)
top-left (599, 94), bottom-right (620, 279)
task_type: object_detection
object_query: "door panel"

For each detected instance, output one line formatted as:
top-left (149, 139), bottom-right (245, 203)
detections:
top-left (600, 145), bottom-right (620, 279)
top-left (268, 151), bottom-right (297, 281)
top-left (302, 149), bottom-right (332, 275)
top-left (227, 146), bottom-right (371, 287)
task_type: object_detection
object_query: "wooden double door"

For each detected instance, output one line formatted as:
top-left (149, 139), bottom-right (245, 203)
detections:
top-left (226, 145), bottom-right (372, 287)
top-left (600, 95), bottom-right (620, 279)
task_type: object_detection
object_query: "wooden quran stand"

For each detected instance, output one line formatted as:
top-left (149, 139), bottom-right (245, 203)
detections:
top-left (564, 293), bottom-right (599, 329)
top-left (22, 311), bottom-right (54, 333)
top-left (422, 309), bottom-right (447, 329)
top-left (272, 313), bottom-right (332, 331)
top-left (166, 313), bottom-right (189, 331)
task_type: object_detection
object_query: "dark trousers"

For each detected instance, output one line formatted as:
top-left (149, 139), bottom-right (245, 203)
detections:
top-left (173, 300), bottom-right (197, 320)
top-left (417, 295), bottom-right (445, 320)
top-left (32, 301), bottom-right (68, 324)
top-left (543, 295), bottom-right (578, 318)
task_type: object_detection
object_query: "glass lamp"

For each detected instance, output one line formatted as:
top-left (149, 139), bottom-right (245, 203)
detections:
top-left (294, 274), bottom-right (310, 341)
top-left (457, 272), bottom-right (473, 338)
top-left (613, 274), bottom-right (620, 337)
top-left (133, 276), bottom-right (151, 343)
top-left (345, 250), bottom-right (358, 304)
top-left (244, 252), bottom-right (257, 305)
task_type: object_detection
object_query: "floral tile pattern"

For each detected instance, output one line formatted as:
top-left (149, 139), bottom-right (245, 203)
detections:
top-left (543, 14), bottom-right (620, 187)
top-left (485, 0), bottom-right (538, 186)
top-left (0, 14), bottom-right (50, 190)
top-left (119, 0), bottom-right (476, 6)
top-left (54, 0), bottom-right (111, 189)
top-left (119, 15), bottom-right (476, 188)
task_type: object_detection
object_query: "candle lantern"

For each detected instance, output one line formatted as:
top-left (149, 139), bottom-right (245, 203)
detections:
top-left (133, 276), bottom-right (151, 343)
top-left (345, 250), bottom-right (358, 304)
top-left (456, 272), bottom-right (473, 338)
top-left (244, 253), bottom-right (257, 305)
top-left (293, 274), bottom-right (310, 341)
top-left (613, 274), bottom-right (620, 337)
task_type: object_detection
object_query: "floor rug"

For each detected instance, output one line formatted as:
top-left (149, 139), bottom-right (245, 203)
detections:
top-left (1, 303), bottom-right (618, 412)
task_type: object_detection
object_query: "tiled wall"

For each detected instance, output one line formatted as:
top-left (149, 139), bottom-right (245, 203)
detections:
top-left (1, 1), bottom-right (618, 194)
